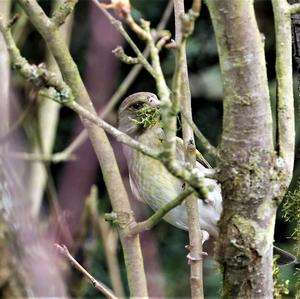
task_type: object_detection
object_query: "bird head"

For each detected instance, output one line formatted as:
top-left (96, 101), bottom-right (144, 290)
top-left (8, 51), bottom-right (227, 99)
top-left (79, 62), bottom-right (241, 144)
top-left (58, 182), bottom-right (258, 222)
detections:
top-left (118, 92), bottom-right (160, 137)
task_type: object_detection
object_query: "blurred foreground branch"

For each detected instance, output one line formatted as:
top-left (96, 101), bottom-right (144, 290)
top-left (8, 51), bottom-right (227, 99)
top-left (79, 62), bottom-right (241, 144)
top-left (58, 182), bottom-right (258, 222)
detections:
top-left (55, 244), bottom-right (117, 299)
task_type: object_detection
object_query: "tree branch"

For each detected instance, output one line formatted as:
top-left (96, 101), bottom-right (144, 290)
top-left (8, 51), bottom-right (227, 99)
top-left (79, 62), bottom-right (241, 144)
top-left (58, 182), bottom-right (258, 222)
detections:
top-left (55, 244), bottom-right (118, 299)
top-left (15, 0), bottom-right (148, 296)
top-left (0, 15), bottom-right (213, 205)
top-left (181, 110), bottom-right (218, 159)
top-left (125, 188), bottom-right (193, 235)
top-left (28, 0), bottom-right (75, 217)
top-left (173, 1), bottom-right (203, 298)
top-left (59, 0), bottom-right (174, 158)
top-left (206, 0), bottom-right (275, 296)
top-left (289, 2), bottom-right (300, 14)
top-left (272, 0), bottom-right (295, 185)
top-left (92, 0), bottom-right (155, 78)
top-left (0, 151), bottom-right (76, 162)
top-left (51, 0), bottom-right (78, 26)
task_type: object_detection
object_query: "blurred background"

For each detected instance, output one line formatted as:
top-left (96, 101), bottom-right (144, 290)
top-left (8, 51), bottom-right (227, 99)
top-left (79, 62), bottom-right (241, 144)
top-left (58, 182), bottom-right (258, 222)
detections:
top-left (1, 0), bottom-right (299, 297)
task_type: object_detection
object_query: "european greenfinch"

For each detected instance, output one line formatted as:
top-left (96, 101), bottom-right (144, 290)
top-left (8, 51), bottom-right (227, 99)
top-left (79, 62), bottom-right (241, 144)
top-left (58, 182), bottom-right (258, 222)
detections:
top-left (118, 92), bottom-right (295, 264)
top-left (118, 92), bottom-right (222, 240)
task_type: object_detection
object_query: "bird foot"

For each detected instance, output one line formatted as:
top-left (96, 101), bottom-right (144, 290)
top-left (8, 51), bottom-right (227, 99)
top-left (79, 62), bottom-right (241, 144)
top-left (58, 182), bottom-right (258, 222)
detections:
top-left (185, 245), bottom-right (208, 264)
top-left (186, 252), bottom-right (208, 264)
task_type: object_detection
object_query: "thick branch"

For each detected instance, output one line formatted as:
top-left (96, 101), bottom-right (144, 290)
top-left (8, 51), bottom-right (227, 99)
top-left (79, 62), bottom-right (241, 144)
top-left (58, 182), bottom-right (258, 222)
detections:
top-left (290, 3), bottom-right (300, 14)
top-left (206, 0), bottom-right (275, 297)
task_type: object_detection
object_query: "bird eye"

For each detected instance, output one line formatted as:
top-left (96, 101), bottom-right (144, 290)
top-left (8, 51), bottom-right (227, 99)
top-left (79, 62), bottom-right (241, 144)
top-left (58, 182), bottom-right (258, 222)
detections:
top-left (131, 102), bottom-right (143, 110)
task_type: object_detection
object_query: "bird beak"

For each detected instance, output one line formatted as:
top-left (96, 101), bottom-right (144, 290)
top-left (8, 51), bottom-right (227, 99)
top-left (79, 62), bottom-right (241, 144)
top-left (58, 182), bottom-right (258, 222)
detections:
top-left (148, 94), bottom-right (160, 107)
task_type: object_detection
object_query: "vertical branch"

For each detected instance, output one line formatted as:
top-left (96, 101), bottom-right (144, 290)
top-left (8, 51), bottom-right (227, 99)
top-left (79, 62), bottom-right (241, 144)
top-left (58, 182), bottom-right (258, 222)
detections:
top-left (28, 0), bottom-right (74, 217)
top-left (15, 0), bottom-right (148, 297)
top-left (272, 0), bottom-right (295, 185)
top-left (173, 1), bottom-right (203, 298)
top-left (0, 0), bottom-right (10, 140)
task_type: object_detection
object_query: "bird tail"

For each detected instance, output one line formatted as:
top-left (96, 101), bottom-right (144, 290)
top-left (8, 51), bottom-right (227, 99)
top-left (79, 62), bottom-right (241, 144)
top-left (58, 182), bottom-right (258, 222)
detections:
top-left (274, 246), bottom-right (296, 266)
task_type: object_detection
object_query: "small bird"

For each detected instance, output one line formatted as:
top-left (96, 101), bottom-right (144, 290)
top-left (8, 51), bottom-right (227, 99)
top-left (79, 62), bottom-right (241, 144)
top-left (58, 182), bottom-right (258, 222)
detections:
top-left (118, 92), bottom-right (295, 265)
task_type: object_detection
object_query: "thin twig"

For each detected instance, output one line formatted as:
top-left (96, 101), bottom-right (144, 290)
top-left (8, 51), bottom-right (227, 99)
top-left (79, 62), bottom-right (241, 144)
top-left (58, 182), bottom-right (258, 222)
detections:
top-left (0, 151), bottom-right (76, 162)
top-left (92, 0), bottom-right (155, 77)
top-left (0, 98), bottom-right (35, 143)
top-left (67, 100), bottom-right (159, 158)
top-left (181, 110), bottom-right (218, 158)
top-left (55, 244), bottom-right (118, 299)
top-left (82, 186), bottom-right (125, 298)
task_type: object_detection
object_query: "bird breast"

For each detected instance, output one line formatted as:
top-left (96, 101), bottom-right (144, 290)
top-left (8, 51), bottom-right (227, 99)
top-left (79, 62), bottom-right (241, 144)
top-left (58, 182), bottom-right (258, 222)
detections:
top-left (125, 128), bottom-right (222, 237)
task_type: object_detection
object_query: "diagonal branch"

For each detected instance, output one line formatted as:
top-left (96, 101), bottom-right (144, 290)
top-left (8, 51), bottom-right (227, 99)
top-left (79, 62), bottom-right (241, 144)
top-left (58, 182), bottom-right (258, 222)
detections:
top-left (15, 0), bottom-right (148, 296)
top-left (181, 110), bottom-right (218, 158)
top-left (51, 0), bottom-right (78, 26)
top-left (58, 0), bottom-right (174, 158)
top-left (125, 188), bottom-right (193, 235)
top-left (55, 244), bottom-right (118, 299)
top-left (92, 0), bottom-right (155, 78)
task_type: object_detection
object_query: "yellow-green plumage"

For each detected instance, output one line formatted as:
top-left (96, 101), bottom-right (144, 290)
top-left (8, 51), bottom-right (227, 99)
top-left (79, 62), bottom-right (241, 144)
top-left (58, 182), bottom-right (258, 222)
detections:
top-left (118, 92), bottom-right (222, 237)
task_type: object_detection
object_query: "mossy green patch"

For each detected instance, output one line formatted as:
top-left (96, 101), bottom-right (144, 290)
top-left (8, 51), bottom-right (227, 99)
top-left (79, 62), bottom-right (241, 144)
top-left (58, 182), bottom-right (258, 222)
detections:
top-left (131, 106), bottom-right (160, 128)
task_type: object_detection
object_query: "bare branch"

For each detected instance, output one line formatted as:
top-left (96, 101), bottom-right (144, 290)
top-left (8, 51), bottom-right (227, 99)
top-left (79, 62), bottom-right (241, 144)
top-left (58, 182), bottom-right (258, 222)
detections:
top-left (289, 2), bottom-right (300, 14)
top-left (92, 0), bottom-right (155, 77)
top-left (173, 1), bottom-right (203, 297)
top-left (272, 0), bottom-right (295, 184)
top-left (112, 46), bottom-right (139, 64)
top-left (51, 0), bottom-right (78, 26)
top-left (0, 151), bottom-right (76, 162)
top-left (55, 244), bottom-right (118, 299)
top-left (126, 188), bottom-right (193, 235)
top-left (180, 110), bottom-right (218, 158)
top-left (67, 100), bottom-right (159, 158)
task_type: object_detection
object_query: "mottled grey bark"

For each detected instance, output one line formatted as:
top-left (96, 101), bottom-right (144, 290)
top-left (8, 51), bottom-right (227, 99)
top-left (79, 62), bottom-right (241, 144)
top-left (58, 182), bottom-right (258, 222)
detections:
top-left (206, 0), bottom-right (277, 297)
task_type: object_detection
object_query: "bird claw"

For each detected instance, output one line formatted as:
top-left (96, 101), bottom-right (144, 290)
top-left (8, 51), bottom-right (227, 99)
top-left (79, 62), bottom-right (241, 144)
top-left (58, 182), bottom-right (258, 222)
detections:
top-left (186, 252), bottom-right (208, 264)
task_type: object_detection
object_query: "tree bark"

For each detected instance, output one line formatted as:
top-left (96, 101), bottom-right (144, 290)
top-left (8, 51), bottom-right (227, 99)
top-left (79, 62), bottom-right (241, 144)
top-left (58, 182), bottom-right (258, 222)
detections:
top-left (206, 0), bottom-right (276, 297)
